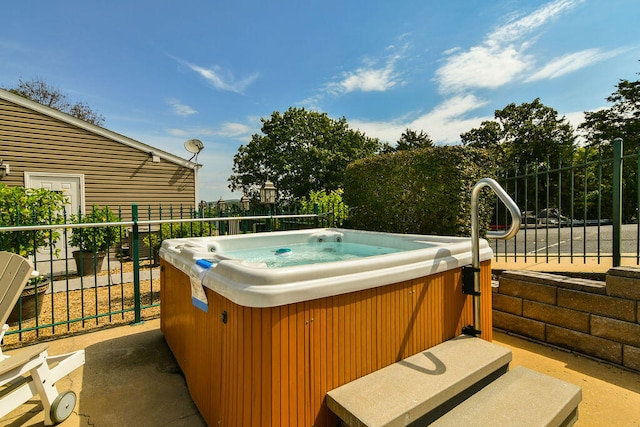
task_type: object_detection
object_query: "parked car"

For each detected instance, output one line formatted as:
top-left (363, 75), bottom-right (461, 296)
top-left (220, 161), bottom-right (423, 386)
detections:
top-left (519, 209), bottom-right (571, 227)
top-left (520, 211), bottom-right (538, 227)
top-left (537, 208), bottom-right (570, 227)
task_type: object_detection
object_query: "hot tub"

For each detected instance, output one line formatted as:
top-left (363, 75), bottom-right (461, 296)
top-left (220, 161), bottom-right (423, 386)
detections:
top-left (159, 228), bottom-right (494, 426)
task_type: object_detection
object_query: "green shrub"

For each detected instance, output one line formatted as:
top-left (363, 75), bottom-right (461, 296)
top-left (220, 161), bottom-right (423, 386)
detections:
top-left (344, 146), bottom-right (496, 236)
top-left (300, 189), bottom-right (349, 227)
top-left (0, 184), bottom-right (67, 257)
top-left (143, 221), bottom-right (216, 250)
top-left (69, 205), bottom-right (121, 252)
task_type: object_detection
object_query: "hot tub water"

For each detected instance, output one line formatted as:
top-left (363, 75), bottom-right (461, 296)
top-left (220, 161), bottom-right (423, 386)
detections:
top-left (225, 241), bottom-right (403, 268)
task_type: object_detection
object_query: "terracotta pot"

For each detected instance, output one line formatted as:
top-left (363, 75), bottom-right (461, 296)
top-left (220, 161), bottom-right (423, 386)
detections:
top-left (72, 250), bottom-right (106, 276)
top-left (8, 280), bottom-right (50, 325)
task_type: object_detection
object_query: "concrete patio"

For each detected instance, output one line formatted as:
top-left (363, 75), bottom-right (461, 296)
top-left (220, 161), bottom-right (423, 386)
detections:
top-left (1, 318), bottom-right (205, 427)
top-left (1, 317), bottom-right (639, 426)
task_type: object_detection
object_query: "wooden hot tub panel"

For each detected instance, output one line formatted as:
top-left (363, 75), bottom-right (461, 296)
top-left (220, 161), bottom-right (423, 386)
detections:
top-left (160, 259), bottom-right (492, 427)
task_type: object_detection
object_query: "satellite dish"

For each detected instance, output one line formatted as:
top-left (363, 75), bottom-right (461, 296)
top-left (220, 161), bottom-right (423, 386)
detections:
top-left (184, 139), bottom-right (204, 154)
top-left (184, 139), bottom-right (204, 161)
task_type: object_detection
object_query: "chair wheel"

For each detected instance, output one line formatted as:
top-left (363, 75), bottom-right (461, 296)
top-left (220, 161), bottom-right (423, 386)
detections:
top-left (50, 390), bottom-right (77, 424)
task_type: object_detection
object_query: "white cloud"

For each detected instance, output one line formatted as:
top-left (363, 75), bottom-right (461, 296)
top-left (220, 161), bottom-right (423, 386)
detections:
top-left (436, 0), bottom-right (583, 93)
top-left (409, 94), bottom-right (491, 143)
top-left (187, 63), bottom-right (259, 94)
top-left (166, 128), bottom-right (190, 137)
top-left (297, 43), bottom-right (409, 111)
top-left (488, 0), bottom-right (582, 47)
top-left (219, 122), bottom-right (254, 140)
top-left (319, 43), bottom-right (408, 100)
top-left (170, 55), bottom-right (259, 94)
top-left (352, 94), bottom-right (491, 145)
top-left (331, 64), bottom-right (400, 94)
top-left (436, 45), bottom-right (533, 92)
top-left (297, 94), bottom-right (323, 112)
top-left (338, 0), bottom-right (604, 153)
top-left (349, 119), bottom-right (406, 145)
top-left (413, 94), bottom-right (487, 123)
top-left (165, 121), bottom-right (255, 142)
top-left (166, 98), bottom-right (197, 117)
top-left (562, 109), bottom-right (587, 129)
top-left (166, 127), bottom-right (214, 138)
top-left (526, 48), bottom-right (629, 82)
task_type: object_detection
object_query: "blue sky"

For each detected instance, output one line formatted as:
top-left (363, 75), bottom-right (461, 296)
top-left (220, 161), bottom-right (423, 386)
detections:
top-left (2, 0), bottom-right (639, 202)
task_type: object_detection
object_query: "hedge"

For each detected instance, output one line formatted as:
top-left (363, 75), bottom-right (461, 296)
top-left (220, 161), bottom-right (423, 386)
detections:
top-left (344, 146), bottom-right (497, 236)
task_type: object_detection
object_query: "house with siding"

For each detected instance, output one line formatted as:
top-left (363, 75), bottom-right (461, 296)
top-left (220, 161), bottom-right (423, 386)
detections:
top-left (0, 88), bottom-right (201, 220)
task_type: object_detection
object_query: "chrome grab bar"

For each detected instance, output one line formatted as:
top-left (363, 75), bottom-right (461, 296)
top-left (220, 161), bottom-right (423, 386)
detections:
top-left (465, 178), bottom-right (521, 336)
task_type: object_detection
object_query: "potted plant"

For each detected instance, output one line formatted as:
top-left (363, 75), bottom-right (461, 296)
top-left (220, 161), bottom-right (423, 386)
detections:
top-left (143, 231), bottom-right (162, 265)
top-left (0, 184), bottom-right (67, 258)
top-left (7, 271), bottom-right (50, 324)
top-left (0, 185), bottom-right (66, 323)
top-left (69, 205), bottom-right (121, 275)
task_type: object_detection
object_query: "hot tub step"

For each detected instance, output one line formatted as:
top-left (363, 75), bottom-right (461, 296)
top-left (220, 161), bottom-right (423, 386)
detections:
top-left (326, 335), bottom-right (512, 427)
top-left (431, 366), bottom-right (582, 427)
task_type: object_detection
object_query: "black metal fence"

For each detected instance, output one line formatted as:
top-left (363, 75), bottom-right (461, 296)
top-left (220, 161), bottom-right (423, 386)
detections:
top-left (492, 138), bottom-right (639, 266)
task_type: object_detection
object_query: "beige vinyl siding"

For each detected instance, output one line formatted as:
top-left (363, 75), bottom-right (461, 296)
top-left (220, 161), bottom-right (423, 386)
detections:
top-left (0, 98), bottom-right (197, 220)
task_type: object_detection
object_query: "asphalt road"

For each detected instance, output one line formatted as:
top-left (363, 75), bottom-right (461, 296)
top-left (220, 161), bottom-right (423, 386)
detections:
top-left (487, 223), bottom-right (639, 257)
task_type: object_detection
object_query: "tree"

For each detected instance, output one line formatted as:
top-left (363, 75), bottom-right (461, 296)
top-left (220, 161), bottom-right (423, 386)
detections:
top-left (462, 98), bottom-right (576, 216)
top-left (580, 76), bottom-right (640, 147)
top-left (580, 71), bottom-right (640, 221)
top-left (6, 78), bottom-right (105, 126)
top-left (458, 120), bottom-right (502, 154)
top-left (229, 107), bottom-right (381, 201)
top-left (382, 129), bottom-right (434, 153)
top-left (461, 98), bottom-right (575, 167)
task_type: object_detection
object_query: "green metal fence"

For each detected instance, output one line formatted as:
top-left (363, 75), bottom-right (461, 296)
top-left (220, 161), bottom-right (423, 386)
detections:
top-left (493, 138), bottom-right (639, 266)
top-left (5, 138), bottom-right (637, 344)
top-left (1, 202), bottom-right (327, 344)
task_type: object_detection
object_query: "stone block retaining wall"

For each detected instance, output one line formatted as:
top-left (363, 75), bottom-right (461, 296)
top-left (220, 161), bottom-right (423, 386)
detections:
top-left (493, 267), bottom-right (640, 372)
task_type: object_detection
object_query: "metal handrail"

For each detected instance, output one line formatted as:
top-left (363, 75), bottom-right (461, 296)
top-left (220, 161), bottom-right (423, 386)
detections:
top-left (467, 178), bottom-right (521, 336)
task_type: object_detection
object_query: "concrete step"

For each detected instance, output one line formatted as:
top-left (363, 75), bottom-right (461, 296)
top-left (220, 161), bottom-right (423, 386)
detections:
top-left (431, 366), bottom-right (582, 427)
top-left (326, 335), bottom-right (512, 427)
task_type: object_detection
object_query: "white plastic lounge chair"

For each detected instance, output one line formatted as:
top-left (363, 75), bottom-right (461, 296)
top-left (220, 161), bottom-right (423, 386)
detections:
top-left (0, 251), bottom-right (85, 425)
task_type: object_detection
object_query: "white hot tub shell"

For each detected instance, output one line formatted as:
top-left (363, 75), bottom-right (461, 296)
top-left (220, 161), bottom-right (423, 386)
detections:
top-left (159, 228), bottom-right (492, 308)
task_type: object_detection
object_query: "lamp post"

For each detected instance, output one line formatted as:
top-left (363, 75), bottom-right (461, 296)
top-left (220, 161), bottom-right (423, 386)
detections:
top-left (217, 197), bottom-right (227, 213)
top-left (217, 197), bottom-right (227, 235)
top-left (260, 180), bottom-right (277, 231)
top-left (240, 195), bottom-right (250, 233)
top-left (240, 195), bottom-right (250, 212)
top-left (260, 180), bottom-right (277, 206)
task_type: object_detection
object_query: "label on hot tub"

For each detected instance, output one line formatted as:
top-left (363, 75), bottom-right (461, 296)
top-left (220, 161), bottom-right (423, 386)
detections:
top-left (189, 259), bottom-right (213, 312)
